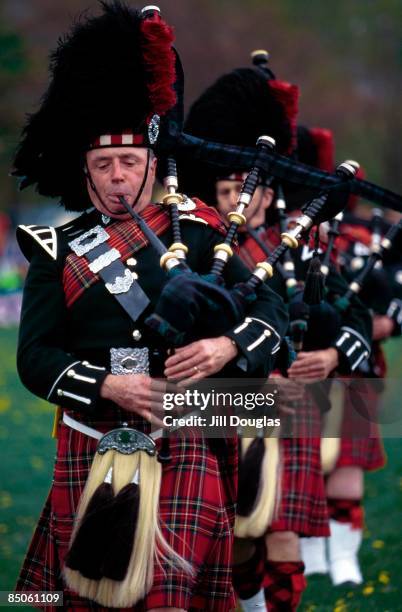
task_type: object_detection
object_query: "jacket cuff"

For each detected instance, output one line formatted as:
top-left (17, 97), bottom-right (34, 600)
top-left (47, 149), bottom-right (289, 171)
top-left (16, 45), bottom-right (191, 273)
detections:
top-left (47, 360), bottom-right (109, 413)
top-left (333, 326), bottom-right (371, 373)
top-left (387, 299), bottom-right (402, 337)
top-left (226, 316), bottom-right (282, 373)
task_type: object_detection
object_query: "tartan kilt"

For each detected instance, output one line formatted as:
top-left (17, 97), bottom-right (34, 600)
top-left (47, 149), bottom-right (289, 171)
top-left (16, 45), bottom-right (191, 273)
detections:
top-left (16, 410), bottom-right (238, 612)
top-left (242, 394), bottom-right (329, 537)
top-left (336, 380), bottom-right (386, 472)
top-left (269, 393), bottom-right (329, 537)
top-left (269, 434), bottom-right (329, 537)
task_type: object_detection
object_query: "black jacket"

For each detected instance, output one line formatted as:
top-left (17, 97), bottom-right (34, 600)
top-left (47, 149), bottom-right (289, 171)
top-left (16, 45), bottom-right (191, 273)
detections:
top-left (17, 206), bottom-right (288, 416)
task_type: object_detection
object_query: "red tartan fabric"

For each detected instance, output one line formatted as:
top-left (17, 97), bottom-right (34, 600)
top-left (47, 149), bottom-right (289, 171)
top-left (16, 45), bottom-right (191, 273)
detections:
top-left (263, 560), bottom-right (306, 612)
top-left (239, 225), bottom-right (325, 271)
top-left (337, 437), bottom-right (385, 471)
top-left (336, 380), bottom-right (386, 471)
top-left (63, 199), bottom-right (227, 308)
top-left (16, 416), bottom-right (237, 611)
top-left (327, 498), bottom-right (365, 529)
top-left (269, 433), bottom-right (329, 537)
top-left (239, 227), bottom-right (280, 271)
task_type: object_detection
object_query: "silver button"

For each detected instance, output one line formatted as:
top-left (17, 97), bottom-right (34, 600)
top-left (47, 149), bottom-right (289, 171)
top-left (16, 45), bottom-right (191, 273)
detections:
top-left (57, 389), bottom-right (63, 396)
top-left (127, 257), bottom-right (137, 266)
top-left (67, 369), bottom-right (75, 377)
top-left (131, 271), bottom-right (138, 280)
top-left (132, 329), bottom-right (142, 341)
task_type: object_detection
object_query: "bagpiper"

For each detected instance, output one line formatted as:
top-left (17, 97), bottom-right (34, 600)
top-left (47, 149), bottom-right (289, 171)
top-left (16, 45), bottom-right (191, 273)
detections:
top-left (12, 5), bottom-right (289, 610)
top-left (301, 160), bottom-right (402, 585)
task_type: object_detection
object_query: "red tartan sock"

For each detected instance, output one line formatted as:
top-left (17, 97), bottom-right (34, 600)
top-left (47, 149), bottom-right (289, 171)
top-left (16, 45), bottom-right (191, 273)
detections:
top-left (264, 560), bottom-right (306, 611)
top-left (232, 539), bottom-right (266, 600)
top-left (327, 498), bottom-right (364, 529)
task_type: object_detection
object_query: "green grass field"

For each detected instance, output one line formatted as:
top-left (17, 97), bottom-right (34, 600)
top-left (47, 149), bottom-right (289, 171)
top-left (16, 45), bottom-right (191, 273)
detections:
top-left (0, 327), bottom-right (401, 611)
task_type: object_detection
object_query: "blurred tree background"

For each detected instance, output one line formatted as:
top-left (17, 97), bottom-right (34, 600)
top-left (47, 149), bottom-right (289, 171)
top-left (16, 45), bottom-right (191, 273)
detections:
top-left (1, 0), bottom-right (402, 212)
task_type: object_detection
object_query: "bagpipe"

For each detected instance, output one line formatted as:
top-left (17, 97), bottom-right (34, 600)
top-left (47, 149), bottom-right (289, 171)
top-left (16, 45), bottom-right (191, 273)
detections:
top-left (126, 146), bottom-right (362, 349)
top-left (335, 215), bottom-right (402, 313)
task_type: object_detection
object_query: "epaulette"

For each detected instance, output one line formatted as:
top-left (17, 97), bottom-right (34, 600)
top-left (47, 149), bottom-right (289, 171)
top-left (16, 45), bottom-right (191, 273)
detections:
top-left (17, 210), bottom-right (95, 262)
top-left (17, 224), bottom-right (58, 262)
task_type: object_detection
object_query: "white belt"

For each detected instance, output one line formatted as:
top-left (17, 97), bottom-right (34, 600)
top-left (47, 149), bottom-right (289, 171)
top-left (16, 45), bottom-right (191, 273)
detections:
top-left (62, 412), bottom-right (163, 440)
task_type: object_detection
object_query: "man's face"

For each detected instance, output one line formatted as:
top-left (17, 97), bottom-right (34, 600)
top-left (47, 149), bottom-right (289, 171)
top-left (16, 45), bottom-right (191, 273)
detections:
top-left (216, 180), bottom-right (274, 230)
top-left (85, 146), bottom-right (156, 218)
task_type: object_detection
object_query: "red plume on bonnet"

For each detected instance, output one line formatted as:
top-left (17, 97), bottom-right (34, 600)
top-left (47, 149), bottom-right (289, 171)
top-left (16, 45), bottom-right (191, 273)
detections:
top-left (269, 80), bottom-right (299, 154)
top-left (309, 128), bottom-right (335, 172)
top-left (140, 11), bottom-right (177, 116)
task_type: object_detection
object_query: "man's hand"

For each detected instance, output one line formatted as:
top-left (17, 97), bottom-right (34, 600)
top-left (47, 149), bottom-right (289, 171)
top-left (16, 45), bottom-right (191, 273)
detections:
top-left (373, 315), bottom-right (394, 340)
top-left (100, 373), bottom-right (167, 424)
top-left (164, 336), bottom-right (238, 383)
top-left (287, 348), bottom-right (339, 383)
top-left (270, 371), bottom-right (303, 415)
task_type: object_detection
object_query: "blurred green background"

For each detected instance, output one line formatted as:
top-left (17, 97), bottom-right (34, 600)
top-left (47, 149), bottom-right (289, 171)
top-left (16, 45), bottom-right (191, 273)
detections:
top-left (0, 327), bottom-right (402, 611)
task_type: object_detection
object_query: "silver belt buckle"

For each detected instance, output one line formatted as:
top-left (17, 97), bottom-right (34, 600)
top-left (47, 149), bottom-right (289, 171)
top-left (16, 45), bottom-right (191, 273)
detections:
top-left (110, 347), bottom-right (150, 375)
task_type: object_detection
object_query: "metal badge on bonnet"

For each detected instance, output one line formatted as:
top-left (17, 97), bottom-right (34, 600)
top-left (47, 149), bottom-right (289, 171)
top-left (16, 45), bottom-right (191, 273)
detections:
top-left (148, 114), bottom-right (160, 145)
top-left (97, 424), bottom-right (156, 456)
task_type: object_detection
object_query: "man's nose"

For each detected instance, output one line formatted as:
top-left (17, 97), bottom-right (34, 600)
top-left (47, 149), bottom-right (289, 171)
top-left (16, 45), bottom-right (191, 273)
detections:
top-left (111, 159), bottom-right (124, 181)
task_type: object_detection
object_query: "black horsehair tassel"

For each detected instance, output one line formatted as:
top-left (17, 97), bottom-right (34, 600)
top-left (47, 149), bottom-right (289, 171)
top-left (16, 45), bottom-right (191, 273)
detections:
top-left (66, 478), bottom-right (140, 581)
top-left (237, 436), bottom-right (265, 516)
top-left (100, 482), bottom-right (140, 580)
top-left (65, 482), bottom-right (115, 580)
